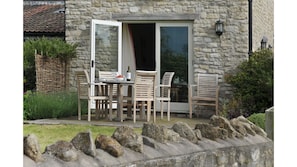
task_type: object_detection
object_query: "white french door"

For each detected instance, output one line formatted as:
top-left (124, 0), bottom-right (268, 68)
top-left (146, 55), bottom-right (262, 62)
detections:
top-left (90, 19), bottom-right (122, 108)
top-left (155, 23), bottom-right (193, 113)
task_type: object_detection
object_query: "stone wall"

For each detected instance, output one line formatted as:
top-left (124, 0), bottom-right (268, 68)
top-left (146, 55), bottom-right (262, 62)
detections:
top-left (24, 116), bottom-right (273, 167)
top-left (253, 0), bottom-right (274, 50)
top-left (65, 0), bottom-right (274, 105)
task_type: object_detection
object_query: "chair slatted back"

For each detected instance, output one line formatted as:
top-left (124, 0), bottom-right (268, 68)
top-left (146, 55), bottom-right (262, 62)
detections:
top-left (98, 71), bottom-right (118, 95)
top-left (98, 71), bottom-right (117, 80)
top-left (76, 70), bottom-right (89, 98)
top-left (197, 73), bottom-right (218, 98)
top-left (160, 72), bottom-right (175, 98)
top-left (134, 70), bottom-right (157, 101)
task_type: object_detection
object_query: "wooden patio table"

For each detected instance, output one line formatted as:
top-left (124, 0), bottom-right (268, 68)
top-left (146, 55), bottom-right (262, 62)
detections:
top-left (98, 79), bottom-right (134, 122)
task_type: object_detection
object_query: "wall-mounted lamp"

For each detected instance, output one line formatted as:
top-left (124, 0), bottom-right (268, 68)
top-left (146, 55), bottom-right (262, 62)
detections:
top-left (215, 20), bottom-right (224, 36)
top-left (261, 36), bottom-right (268, 49)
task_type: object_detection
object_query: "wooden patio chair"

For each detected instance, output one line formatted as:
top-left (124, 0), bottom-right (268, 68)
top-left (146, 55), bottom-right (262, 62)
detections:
top-left (156, 72), bottom-right (175, 121)
top-left (98, 71), bottom-right (118, 107)
top-left (188, 73), bottom-right (220, 118)
top-left (76, 70), bottom-right (112, 122)
top-left (132, 70), bottom-right (157, 123)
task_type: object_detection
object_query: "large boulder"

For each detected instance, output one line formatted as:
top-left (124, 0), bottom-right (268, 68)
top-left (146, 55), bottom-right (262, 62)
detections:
top-left (44, 140), bottom-right (78, 162)
top-left (95, 134), bottom-right (124, 157)
top-left (236, 116), bottom-right (267, 137)
top-left (23, 134), bottom-right (44, 162)
top-left (112, 126), bottom-right (143, 153)
top-left (142, 136), bottom-right (159, 149)
top-left (195, 123), bottom-right (228, 140)
top-left (172, 122), bottom-right (198, 144)
top-left (142, 123), bottom-right (180, 143)
top-left (209, 115), bottom-right (243, 138)
top-left (71, 130), bottom-right (96, 157)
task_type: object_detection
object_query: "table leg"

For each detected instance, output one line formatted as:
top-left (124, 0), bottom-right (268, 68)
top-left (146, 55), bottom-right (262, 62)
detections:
top-left (108, 84), bottom-right (113, 121)
top-left (127, 85), bottom-right (132, 117)
top-left (117, 84), bottom-right (124, 122)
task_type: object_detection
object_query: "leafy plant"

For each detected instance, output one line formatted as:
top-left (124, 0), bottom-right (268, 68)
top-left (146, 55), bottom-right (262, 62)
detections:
top-left (247, 113), bottom-right (265, 130)
top-left (23, 91), bottom-right (85, 120)
top-left (225, 49), bottom-right (273, 117)
top-left (23, 37), bottom-right (77, 91)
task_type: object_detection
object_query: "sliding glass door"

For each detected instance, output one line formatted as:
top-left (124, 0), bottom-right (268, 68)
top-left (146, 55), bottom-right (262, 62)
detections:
top-left (156, 23), bottom-right (192, 113)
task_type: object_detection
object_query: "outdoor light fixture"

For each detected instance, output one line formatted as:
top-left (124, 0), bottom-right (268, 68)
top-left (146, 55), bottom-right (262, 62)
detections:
top-left (261, 36), bottom-right (268, 49)
top-left (215, 20), bottom-right (224, 36)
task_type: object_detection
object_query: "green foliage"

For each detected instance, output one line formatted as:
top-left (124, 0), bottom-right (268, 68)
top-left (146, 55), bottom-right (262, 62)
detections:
top-left (24, 40), bottom-right (37, 91)
top-left (23, 91), bottom-right (86, 120)
top-left (247, 113), bottom-right (265, 130)
top-left (25, 37), bottom-right (78, 60)
top-left (225, 49), bottom-right (273, 117)
top-left (23, 37), bottom-right (77, 91)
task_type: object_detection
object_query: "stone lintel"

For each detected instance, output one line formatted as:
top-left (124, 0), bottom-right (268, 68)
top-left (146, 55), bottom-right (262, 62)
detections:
top-left (112, 13), bottom-right (199, 21)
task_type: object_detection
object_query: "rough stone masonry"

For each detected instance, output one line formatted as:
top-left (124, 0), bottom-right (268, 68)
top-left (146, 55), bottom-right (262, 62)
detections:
top-left (24, 115), bottom-right (273, 167)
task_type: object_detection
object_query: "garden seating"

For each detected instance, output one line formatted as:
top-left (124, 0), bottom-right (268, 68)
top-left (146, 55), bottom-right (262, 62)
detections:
top-left (76, 70), bottom-right (112, 121)
top-left (188, 73), bottom-right (220, 118)
top-left (156, 72), bottom-right (175, 121)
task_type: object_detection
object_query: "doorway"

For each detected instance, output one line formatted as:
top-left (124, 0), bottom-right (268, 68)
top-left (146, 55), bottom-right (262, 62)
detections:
top-left (128, 23), bottom-right (155, 71)
top-left (90, 20), bottom-right (192, 112)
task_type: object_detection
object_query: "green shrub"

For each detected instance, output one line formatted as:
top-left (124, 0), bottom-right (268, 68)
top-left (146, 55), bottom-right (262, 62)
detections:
top-left (24, 40), bottom-right (37, 91)
top-left (23, 91), bottom-right (86, 120)
top-left (23, 37), bottom-right (77, 92)
top-left (247, 113), bottom-right (265, 130)
top-left (225, 49), bottom-right (273, 117)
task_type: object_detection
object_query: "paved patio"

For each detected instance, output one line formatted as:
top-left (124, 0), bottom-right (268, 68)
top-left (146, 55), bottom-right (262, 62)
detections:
top-left (24, 113), bottom-right (210, 128)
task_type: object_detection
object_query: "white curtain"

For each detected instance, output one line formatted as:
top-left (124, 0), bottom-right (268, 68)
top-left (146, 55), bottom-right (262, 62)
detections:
top-left (122, 24), bottom-right (136, 79)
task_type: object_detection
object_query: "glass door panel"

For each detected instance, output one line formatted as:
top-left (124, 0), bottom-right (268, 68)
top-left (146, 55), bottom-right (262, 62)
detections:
top-left (90, 19), bottom-right (122, 108)
top-left (156, 23), bottom-right (192, 113)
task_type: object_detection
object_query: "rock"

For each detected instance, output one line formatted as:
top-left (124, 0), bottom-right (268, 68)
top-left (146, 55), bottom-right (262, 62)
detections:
top-left (210, 115), bottom-right (242, 138)
top-left (95, 134), bottom-right (124, 157)
top-left (71, 130), bottom-right (96, 157)
top-left (142, 136), bottom-right (159, 149)
top-left (44, 140), bottom-right (78, 162)
top-left (237, 116), bottom-right (267, 137)
top-left (193, 129), bottom-right (203, 140)
top-left (142, 123), bottom-right (180, 143)
top-left (112, 126), bottom-right (143, 153)
top-left (23, 134), bottom-right (44, 162)
top-left (251, 124), bottom-right (267, 137)
top-left (172, 122), bottom-right (198, 144)
top-left (195, 123), bottom-right (228, 140)
top-left (230, 118), bottom-right (248, 137)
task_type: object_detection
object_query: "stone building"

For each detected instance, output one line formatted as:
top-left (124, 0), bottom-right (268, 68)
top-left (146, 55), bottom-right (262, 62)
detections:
top-left (64, 0), bottom-right (273, 115)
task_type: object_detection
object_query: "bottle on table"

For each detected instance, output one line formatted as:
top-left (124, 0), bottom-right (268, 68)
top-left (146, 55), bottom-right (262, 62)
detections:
top-left (126, 66), bottom-right (131, 81)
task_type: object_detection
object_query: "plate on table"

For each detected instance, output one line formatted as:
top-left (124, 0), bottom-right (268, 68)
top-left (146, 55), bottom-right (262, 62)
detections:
top-left (116, 77), bottom-right (124, 81)
top-left (116, 75), bottom-right (125, 81)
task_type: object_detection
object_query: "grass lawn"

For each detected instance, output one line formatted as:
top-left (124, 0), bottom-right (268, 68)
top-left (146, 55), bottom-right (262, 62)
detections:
top-left (23, 124), bottom-right (142, 152)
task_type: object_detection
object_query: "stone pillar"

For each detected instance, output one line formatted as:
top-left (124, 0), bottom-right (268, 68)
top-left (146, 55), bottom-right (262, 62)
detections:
top-left (265, 106), bottom-right (274, 140)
